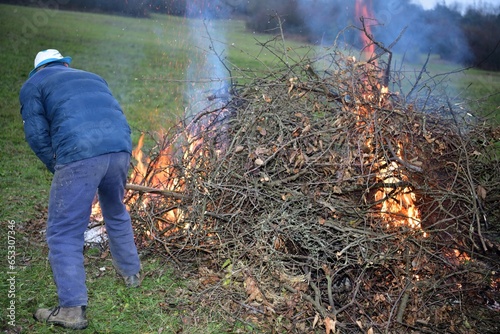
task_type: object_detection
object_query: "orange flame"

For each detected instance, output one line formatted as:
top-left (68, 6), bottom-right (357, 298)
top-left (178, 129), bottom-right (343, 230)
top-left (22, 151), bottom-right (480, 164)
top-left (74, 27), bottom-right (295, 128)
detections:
top-left (372, 142), bottom-right (423, 235)
top-left (355, 0), bottom-right (376, 57)
top-left (90, 130), bottom-right (198, 235)
top-left (130, 130), bottom-right (206, 236)
top-left (130, 132), bottom-right (180, 191)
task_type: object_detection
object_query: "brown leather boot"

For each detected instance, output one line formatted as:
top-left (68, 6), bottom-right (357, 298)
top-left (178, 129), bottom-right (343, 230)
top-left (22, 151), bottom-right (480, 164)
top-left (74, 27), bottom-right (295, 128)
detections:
top-left (34, 306), bottom-right (88, 330)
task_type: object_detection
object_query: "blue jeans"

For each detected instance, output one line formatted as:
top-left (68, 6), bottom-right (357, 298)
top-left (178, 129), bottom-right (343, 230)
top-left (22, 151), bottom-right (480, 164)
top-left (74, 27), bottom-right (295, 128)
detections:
top-left (47, 152), bottom-right (140, 307)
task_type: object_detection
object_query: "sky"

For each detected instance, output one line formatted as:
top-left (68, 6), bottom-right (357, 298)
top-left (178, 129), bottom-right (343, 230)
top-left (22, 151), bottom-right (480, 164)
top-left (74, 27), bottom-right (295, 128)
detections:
top-left (412, 0), bottom-right (500, 10)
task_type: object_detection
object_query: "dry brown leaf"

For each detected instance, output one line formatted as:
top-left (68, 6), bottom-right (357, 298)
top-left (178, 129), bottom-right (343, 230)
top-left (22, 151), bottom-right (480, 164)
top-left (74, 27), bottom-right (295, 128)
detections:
top-left (254, 158), bottom-right (264, 166)
top-left (367, 327), bottom-right (373, 334)
top-left (292, 128), bottom-right (301, 137)
top-left (293, 152), bottom-right (306, 168)
top-left (244, 275), bottom-right (264, 302)
top-left (199, 274), bottom-right (221, 286)
top-left (313, 313), bottom-right (320, 328)
top-left (288, 79), bottom-right (295, 94)
top-left (423, 132), bottom-right (435, 143)
top-left (477, 185), bottom-right (487, 201)
top-left (324, 317), bottom-right (336, 334)
top-left (198, 267), bottom-right (221, 285)
top-left (281, 193), bottom-right (291, 201)
top-left (255, 147), bottom-right (270, 155)
top-left (296, 322), bottom-right (306, 332)
top-left (410, 159), bottom-right (423, 166)
top-left (256, 125), bottom-right (267, 136)
top-left (273, 236), bottom-right (285, 251)
top-left (100, 250), bottom-right (109, 259)
top-left (302, 124), bottom-right (311, 134)
top-left (234, 145), bottom-right (244, 153)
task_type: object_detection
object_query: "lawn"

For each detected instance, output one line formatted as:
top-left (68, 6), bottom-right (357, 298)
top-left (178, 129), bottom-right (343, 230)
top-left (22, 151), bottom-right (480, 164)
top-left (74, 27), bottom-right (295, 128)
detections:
top-left (412, 54), bottom-right (500, 123)
top-left (0, 3), bottom-right (498, 333)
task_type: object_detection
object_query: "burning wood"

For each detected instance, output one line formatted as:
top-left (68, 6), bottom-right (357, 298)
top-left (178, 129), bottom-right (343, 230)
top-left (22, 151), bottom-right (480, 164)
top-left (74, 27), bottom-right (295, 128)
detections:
top-left (125, 183), bottom-right (187, 199)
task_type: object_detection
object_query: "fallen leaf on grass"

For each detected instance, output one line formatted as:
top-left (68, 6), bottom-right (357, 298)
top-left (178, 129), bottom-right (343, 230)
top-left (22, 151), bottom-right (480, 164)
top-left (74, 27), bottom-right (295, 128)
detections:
top-left (100, 250), bottom-right (109, 259)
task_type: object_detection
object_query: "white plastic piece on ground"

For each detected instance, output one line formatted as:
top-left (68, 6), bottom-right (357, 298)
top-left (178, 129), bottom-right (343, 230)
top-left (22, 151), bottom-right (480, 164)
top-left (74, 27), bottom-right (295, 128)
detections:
top-left (84, 225), bottom-right (108, 245)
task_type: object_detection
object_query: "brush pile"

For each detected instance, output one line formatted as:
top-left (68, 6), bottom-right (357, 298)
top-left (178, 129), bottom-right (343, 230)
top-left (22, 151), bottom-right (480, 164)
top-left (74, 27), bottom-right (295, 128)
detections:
top-left (126, 45), bottom-right (500, 333)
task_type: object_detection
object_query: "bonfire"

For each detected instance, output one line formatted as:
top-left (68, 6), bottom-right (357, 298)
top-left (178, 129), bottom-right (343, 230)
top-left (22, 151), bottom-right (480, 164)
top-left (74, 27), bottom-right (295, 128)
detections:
top-left (91, 24), bottom-right (500, 333)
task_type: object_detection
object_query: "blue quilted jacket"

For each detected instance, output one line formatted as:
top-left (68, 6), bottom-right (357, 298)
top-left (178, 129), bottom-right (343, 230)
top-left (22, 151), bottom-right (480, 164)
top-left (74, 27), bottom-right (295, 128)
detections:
top-left (19, 62), bottom-right (132, 173)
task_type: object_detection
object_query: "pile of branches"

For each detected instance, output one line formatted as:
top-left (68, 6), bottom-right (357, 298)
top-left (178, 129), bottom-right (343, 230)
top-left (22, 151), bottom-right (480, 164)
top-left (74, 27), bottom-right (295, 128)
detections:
top-left (125, 45), bottom-right (500, 333)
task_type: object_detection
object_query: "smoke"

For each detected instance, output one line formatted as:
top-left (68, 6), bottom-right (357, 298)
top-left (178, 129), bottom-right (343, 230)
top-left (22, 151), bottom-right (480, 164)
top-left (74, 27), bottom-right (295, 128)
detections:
top-left (184, 0), bottom-right (230, 119)
top-left (371, 1), bottom-right (473, 64)
top-left (296, 0), bottom-right (472, 65)
top-left (297, 0), bottom-right (353, 46)
top-left (186, 0), bottom-right (231, 18)
top-left (181, 0), bottom-right (474, 116)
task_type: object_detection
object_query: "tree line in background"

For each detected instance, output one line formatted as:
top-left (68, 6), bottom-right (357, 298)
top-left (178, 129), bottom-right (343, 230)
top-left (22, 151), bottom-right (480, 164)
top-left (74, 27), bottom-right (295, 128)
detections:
top-left (3, 0), bottom-right (499, 70)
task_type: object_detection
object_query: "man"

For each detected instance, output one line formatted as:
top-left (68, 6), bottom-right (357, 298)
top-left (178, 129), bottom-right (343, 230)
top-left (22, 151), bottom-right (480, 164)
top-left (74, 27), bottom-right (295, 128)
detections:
top-left (20, 49), bottom-right (142, 330)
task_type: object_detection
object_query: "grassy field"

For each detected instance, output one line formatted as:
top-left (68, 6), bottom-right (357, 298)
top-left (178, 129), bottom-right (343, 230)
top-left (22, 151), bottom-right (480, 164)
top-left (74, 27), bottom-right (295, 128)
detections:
top-left (410, 53), bottom-right (500, 123)
top-left (0, 3), bottom-right (498, 333)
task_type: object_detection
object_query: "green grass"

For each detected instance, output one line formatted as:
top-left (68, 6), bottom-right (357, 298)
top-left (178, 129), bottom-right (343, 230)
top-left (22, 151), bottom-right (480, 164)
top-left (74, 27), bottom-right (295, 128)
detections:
top-left (0, 3), bottom-right (498, 333)
top-left (457, 69), bottom-right (500, 122)
top-left (401, 53), bottom-right (500, 123)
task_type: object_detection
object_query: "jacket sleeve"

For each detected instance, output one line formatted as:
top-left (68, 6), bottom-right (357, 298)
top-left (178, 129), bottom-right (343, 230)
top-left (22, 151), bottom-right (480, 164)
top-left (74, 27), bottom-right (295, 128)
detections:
top-left (19, 83), bottom-right (56, 173)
